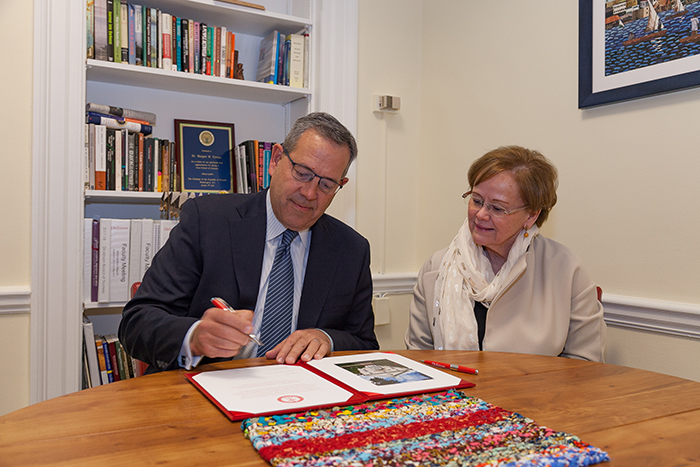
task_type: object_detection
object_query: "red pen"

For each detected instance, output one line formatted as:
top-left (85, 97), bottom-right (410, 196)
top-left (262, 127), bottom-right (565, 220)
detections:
top-left (419, 359), bottom-right (478, 375)
top-left (210, 297), bottom-right (263, 346)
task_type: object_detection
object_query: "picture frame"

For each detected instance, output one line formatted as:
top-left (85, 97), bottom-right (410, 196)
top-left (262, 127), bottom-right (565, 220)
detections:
top-left (175, 119), bottom-right (236, 193)
top-left (579, 0), bottom-right (700, 108)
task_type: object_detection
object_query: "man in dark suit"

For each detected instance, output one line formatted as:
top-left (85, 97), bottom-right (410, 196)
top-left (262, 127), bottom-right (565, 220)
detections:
top-left (119, 112), bottom-right (378, 373)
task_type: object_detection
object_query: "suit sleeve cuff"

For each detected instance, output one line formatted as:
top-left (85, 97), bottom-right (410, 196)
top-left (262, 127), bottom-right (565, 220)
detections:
top-left (316, 328), bottom-right (334, 352)
top-left (179, 321), bottom-right (204, 370)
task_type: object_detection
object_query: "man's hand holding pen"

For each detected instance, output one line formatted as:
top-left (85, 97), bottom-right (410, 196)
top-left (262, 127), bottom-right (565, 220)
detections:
top-left (190, 307), bottom-right (255, 359)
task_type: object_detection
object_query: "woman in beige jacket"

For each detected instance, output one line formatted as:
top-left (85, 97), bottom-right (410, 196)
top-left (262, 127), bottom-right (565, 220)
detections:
top-left (405, 146), bottom-right (606, 362)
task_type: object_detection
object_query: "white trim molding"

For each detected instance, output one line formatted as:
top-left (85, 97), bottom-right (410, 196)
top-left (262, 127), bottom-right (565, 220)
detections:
top-left (371, 274), bottom-right (700, 339)
top-left (603, 293), bottom-right (700, 339)
top-left (372, 273), bottom-right (416, 296)
top-left (0, 286), bottom-right (31, 315)
top-left (32, 0), bottom-right (86, 404)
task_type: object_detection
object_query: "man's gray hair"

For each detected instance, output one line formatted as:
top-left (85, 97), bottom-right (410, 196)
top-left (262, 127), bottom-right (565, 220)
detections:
top-left (282, 112), bottom-right (357, 176)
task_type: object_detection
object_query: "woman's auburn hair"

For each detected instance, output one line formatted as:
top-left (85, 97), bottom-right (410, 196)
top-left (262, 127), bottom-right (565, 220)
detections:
top-left (467, 145), bottom-right (558, 227)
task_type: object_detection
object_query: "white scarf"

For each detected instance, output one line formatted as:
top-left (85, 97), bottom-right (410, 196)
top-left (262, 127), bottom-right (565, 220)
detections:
top-left (432, 220), bottom-right (538, 350)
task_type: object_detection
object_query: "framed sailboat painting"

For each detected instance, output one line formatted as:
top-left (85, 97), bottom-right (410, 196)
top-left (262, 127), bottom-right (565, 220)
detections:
top-left (579, 0), bottom-right (700, 108)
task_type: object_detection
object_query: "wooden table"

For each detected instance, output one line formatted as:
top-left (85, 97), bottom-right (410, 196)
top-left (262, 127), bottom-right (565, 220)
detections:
top-left (2, 350), bottom-right (699, 466)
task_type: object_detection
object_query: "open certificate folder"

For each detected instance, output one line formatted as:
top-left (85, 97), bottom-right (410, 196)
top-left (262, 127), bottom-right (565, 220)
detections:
top-left (186, 352), bottom-right (475, 421)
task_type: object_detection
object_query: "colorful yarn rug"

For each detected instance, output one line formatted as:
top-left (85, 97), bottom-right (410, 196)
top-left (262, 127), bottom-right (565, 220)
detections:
top-left (242, 389), bottom-right (610, 466)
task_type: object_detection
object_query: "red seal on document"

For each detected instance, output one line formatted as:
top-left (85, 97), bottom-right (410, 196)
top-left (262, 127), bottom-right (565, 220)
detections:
top-left (277, 395), bottom-right (304, 403)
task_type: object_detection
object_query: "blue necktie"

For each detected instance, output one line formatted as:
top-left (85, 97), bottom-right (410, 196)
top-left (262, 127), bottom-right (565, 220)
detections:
top-left (257, 229), bottom-right (299, 357)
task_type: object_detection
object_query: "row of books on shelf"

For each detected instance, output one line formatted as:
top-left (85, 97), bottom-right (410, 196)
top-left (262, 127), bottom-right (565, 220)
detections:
top-left (86, 1), bottom-right (309, 87)
top-left (83, 317), bottom-right (147, 388)
top-left (256, 29), bottom-right (308, 87)
top-left (88, 0), bottom-right (240, 79)
top-left (84, 217), bottom-right (178, 304)
top-left (85, 122), bottom-right (179, 193)
top-left (234, 139), bottom-right (275, 194)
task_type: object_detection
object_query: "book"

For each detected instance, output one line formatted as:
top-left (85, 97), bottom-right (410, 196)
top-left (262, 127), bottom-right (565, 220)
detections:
top-left (191, 20), bottom-right (197, 74)
top-left (256, 30), bottom-right (279, 84)
top-left (200, 23), bottom-right (208, 75)
top-left (149, 8), bottom-right (158, 67)
top-left (82, 316), bottom-right (102, 387)
top-left (219, 26), bottom-right (227, 78)
top-left (144, 7), bottom-right (151, 66)
top-left (214, 26), bottom-right (220, 76)
top-left (100, 336), bottom-right (114, 383)
top-left (121, 342), bottom-right (134, 379)
top-left (262, 142), bottom-right (272, 188)
top-left (157, 9), bottom-right (163, 69)
top-left (128, 3), bottom-right (136, 64)
top-left (176, 17), bottom-right (182, 71)
top-left (88, 124), bottom-right (96, 189)
top-left (277, 31), bottom-right (285, 85)
top-left (97, 218), bottom-right (111, 303)
top-left (84, 124), bottom-right (91, 190)
top-left (87, 0), bottom-right (95, 59)
top-left (109, 219), bottom-right (130, 302)
top-left (104, 334), bottom-right (121, 382)
top-left (303, 32), bottom-right (310, 88)
top-left (128, 218), bottom-right (143, 291)
top-left (170, 15), bottom-right (177, 71)
top-left (106, 0), bottom-right (115, 61)
top-left (186, 352), bottom-right (474, 422)
top-left (105, 128), bottom-right (115, 190)
top-left (86, 113), bottom-right (153, 135)
top-left (86, 103), bottom-right (156, 125)
top-left (139, 218), bottom-right (154, 278)
top-left (94, 336), bottom-right (108, 385)
top-left (181, 18), bottom-right (189, 72)
top-left (134, 4), bottom-right (143, 65)
top-left (112, 0), bottom-right (121, 63)
top-left (138, 133), bottom-right (144, 191)
top-left (83, 219), bottom-right (93, 303)
top-left (287, 33), bottom-right (304, 88)
top-left (144, 137), bottom-right (154, 191)
top-left (94, 121), bottom-right (107, 190)
top-left (91, 219), bottom-right (100, 302)
top-left (161, 12), bottom-right (172, 71)
top-left (82, 339), bottom-right (91, 389)
top-left (120, 2), bottom-right (128, 62)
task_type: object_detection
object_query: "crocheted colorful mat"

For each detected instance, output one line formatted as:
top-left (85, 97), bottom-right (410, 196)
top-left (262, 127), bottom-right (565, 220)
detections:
top-left (242, 389), bottom-right (609, 467)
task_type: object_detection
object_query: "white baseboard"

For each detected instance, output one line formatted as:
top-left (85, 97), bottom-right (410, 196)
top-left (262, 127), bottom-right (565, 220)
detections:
top-left (0, 286), bottom-right (31, 314)
top-left (371, 274), bottom-right (700, 339)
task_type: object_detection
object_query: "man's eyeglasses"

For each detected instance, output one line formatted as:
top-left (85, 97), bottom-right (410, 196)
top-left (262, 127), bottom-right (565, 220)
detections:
top-left (282, 147), bottom-right (343, 195)
top-left (462, 191), bottom-right (528, 217)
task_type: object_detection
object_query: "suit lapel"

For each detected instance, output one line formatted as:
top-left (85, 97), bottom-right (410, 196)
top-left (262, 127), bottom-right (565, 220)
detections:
top-left (228, 192), bottom-right (266, 306)
top-left (298, 215), bottom-right (339, 328)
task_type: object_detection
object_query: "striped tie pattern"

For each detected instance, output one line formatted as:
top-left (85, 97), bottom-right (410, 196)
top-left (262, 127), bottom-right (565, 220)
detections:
top-left (257, 229), bottom-right (299, 357)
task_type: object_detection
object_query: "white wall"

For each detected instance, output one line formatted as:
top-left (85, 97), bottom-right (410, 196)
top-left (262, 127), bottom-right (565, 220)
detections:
top-left (0, 0), bottom-right (33, 416)
top-left (359, 0), bottom-right (700, 377)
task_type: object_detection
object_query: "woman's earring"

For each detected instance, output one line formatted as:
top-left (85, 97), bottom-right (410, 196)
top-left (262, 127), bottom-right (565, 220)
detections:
top-left (524, 230), bottom-right (529, 238)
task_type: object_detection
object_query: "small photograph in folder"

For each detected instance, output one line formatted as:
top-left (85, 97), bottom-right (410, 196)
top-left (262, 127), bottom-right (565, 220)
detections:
top-left (305, 352), bottom-right (472, 397)
top-left (336, 358), bottom-right (432, 385)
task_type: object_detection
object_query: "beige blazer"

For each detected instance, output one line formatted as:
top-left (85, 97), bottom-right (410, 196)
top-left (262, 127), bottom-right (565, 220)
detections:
top-left (405, 235), bottom-right (606, 362)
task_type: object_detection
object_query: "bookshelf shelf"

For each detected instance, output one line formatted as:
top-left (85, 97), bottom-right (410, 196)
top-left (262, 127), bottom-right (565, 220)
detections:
top-left (84, 301), bottom-right (129, 310)
top-left (86, 60), bottom-right (311, 105)
top-left (84, 190), bottom-right (164, 202)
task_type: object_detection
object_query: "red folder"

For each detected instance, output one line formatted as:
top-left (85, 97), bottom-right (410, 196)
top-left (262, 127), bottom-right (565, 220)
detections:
top-left (186, 352), bottom-right (476, 421)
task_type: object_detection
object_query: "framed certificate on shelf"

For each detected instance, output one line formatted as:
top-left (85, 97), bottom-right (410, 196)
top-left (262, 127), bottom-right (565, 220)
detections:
top-left (175, 119), bottom-right (236, 193)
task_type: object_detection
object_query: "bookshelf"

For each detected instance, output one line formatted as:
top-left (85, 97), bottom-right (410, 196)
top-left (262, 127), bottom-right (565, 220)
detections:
top-left (32, 0), bottom-right (359, 402)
